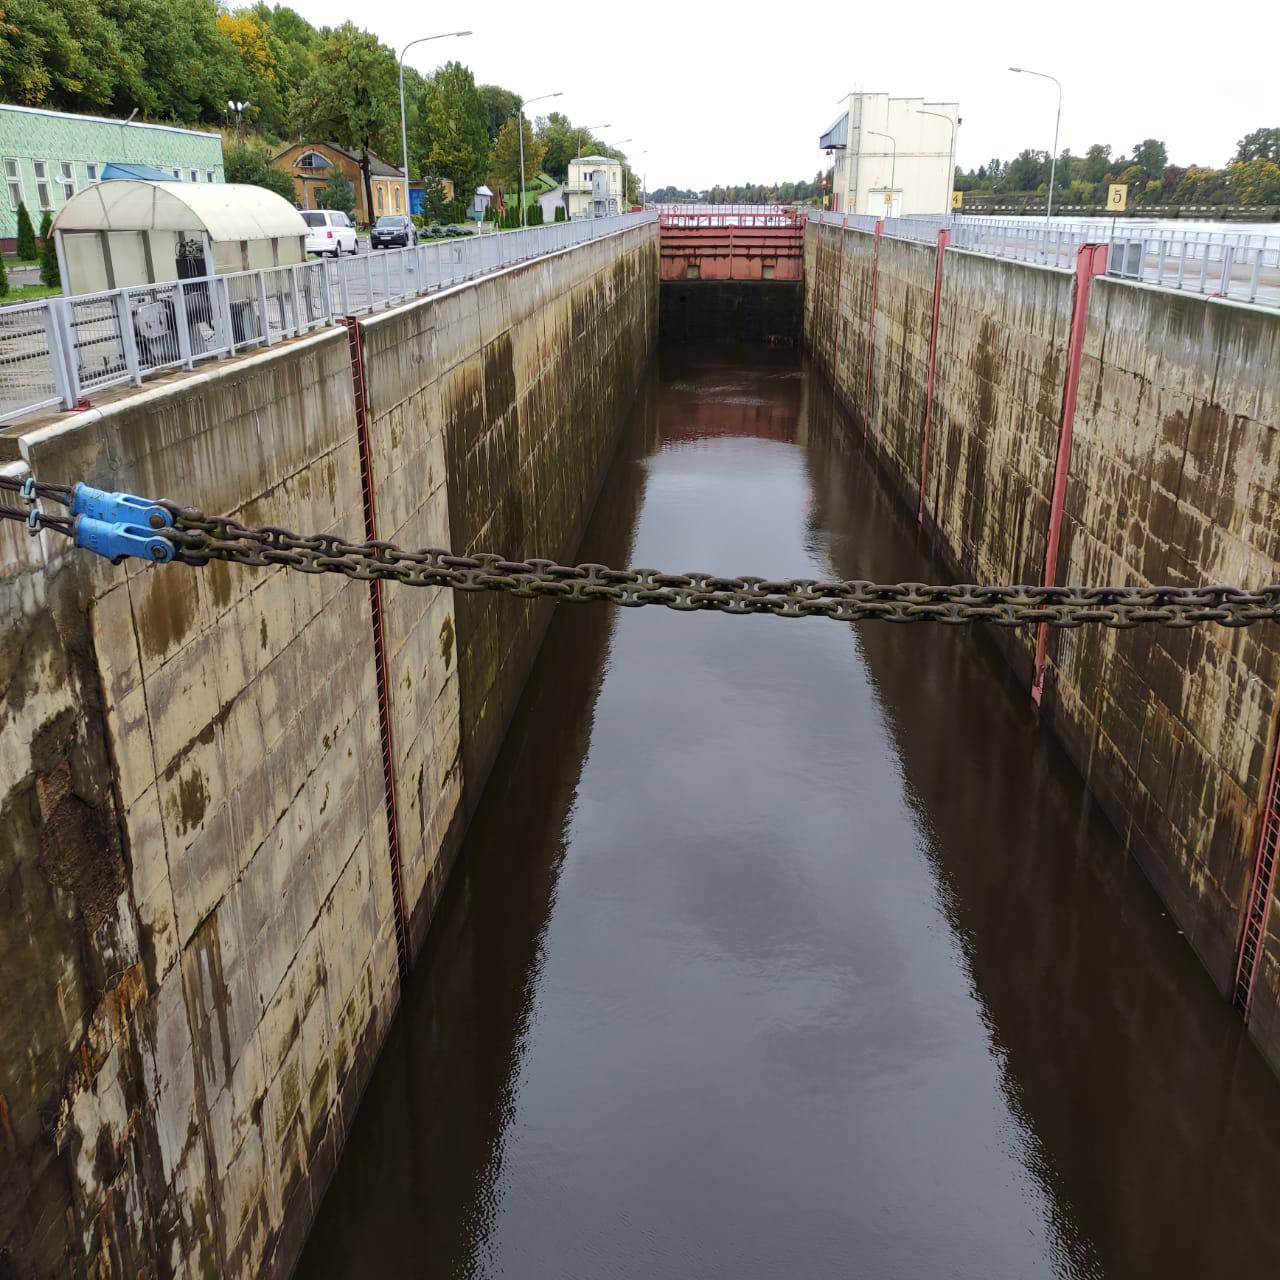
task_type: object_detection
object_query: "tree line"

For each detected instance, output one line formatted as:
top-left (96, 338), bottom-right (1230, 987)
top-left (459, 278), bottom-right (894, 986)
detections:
top-left (648, 175), bottom-right (828, 205)
top-left (0, 2), bottom-right (636, 221)
top-left (956, 128), bottom-right (1280, 207)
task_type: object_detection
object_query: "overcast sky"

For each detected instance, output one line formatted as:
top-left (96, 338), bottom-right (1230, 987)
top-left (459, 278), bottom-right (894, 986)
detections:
top-left (293, 0), bottom-right (1276, 188)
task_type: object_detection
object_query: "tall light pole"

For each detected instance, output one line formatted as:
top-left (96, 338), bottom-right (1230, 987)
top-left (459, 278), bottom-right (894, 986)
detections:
top-left (916, 108), bottom-right (960, 215)
top-left (518, 91), bottom-right (562, 227)
top-left (399, 31), bottom-right (471, 209)
top-left (1010, 66), bottom-right (1062, 223)
top-left (227, 101), bottom-right (249, 144)
top-left (867, 130), bottom-right (896, 214)
top-left (639, 149), bottom-right (648, 206)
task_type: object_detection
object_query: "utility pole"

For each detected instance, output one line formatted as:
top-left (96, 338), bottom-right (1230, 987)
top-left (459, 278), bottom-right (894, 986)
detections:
top-left (398, 31), bottom-right (471, 209)
top-left (1010, 66), bottom-right (1062, 224)
top-left (518, 92), bottom-right (562, 227)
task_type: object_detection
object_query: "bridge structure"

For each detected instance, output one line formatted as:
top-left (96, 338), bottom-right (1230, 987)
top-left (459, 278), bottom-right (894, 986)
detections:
top-left (3, 200), bottom-right (1280, 1280)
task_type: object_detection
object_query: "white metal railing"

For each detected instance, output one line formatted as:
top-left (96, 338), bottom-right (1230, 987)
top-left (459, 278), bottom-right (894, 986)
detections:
top-left (805, 211), bottom-right (1280, 305)
top-left (2, 213), bottom-right (656, 423)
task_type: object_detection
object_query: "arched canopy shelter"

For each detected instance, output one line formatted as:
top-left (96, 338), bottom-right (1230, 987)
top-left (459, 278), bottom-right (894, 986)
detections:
top-left (52, 181), bottom-right (307, 295)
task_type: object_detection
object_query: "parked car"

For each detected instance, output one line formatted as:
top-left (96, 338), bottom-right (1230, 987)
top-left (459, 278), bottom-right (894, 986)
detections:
top-left (302, 210), bottom-right (357, 256)
top-left (371, 214), bottom-right (416, 249)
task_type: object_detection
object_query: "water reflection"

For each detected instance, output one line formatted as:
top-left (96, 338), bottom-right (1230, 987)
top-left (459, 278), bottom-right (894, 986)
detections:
top-left (298, 347), bottom-right (1280, 1280)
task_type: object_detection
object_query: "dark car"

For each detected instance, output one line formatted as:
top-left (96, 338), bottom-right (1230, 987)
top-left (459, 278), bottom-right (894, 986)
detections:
top-left (371, 214), bottom-right (416, 249)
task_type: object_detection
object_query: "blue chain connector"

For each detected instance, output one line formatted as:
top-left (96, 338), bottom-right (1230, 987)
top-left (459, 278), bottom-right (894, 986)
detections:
top-left (73, 516), bottom-right (174, 565)
top-left (70, 484), bottom-right (172, 530)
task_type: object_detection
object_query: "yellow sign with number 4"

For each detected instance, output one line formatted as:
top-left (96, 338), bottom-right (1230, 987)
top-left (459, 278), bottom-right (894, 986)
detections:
top-left (1107, 183), bottom-right (1128, 212)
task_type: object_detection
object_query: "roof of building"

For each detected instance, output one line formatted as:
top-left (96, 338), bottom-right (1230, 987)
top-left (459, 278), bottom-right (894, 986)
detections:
top-left (277, 142), bottom-right (405, 178)
top-left (53, 180), bottom-right (306, 243)
top-left (819, 113), bottom-right (848, 150)
top-left (0, 101), bottom-right (218, 141)
top-left (574, 155), bottom-right (620, 165)
top-left (100, 163), bottom-right (178, 182)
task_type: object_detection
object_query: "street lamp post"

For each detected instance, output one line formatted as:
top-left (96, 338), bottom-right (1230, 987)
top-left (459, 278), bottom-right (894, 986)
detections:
top-left (867, 130), bottom-right (896, 214)
top-left (916, 108), bottom-right (960, 215)
top-left (399, 31), bottom-right (471, 210)
top-left (1009, 66), bottom-right (1062, 223)
top-left (518, 92), bottom-right (562, 227)
top-left (227, 101), bottom-right (249, 144)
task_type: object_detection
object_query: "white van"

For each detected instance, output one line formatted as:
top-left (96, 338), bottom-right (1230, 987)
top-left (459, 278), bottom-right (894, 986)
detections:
top-left (301, 209), bottom-right (358, 256)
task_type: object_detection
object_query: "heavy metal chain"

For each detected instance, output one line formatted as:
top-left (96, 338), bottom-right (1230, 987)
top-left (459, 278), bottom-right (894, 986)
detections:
top-left (6, 476), bottom-right (1280, 629)
top-left (154, 502), bottom-right (1280, 629)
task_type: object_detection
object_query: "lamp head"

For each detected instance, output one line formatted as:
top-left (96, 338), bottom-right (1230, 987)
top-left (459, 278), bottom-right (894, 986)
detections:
top-left (1009, 66), bottom-right (1023, 72)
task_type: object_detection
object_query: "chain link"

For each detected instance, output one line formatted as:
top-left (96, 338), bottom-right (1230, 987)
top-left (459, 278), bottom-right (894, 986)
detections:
top-left (151, 501), bottom-right (1280, 630)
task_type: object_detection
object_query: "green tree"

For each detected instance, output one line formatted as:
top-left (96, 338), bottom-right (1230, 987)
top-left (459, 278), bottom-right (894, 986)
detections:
top-left (1004, 149), bottom-right (1049, 191)
top-left (478, 84), bottom-right (522, 144)
top-left (490, 115), bottom-right (545, 195)
top-left (15, 203), bottom-right (37, 260)
top-left (1236, 127), bottom-right (1280, 164)
top-left (1083, 144), bottom-right (1112, 183)
top-left (1130, 138), bottom-right (1168, 184)
top-left (526, 202), bottom-right (543, 226)
top-left (416, 61), bottom-right (488, 211)
top-left (317, 168), bottom-right (355, 217)
top-left (1228, 157), bottom-right (1280, 205)
top-left (0, 251), bottom-right (7, 297)
top-left (536, 112), bottom-right (581, 181)
top-left (38, 209), bottom-right (59, 287)
top-left (554, 204), bottom-right (566, 222)
top-left (223, 141), bottom-right (296, 202)
top-left (304, 23), bottom-right (398, 224)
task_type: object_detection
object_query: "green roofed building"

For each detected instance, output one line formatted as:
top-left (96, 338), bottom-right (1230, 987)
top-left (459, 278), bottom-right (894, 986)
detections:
top-left (1, 103), bottom-right (224, 251)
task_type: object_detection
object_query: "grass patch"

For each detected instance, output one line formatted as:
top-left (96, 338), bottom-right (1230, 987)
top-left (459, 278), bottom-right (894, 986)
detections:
top-left (1, 283), bottom-right (61, 303)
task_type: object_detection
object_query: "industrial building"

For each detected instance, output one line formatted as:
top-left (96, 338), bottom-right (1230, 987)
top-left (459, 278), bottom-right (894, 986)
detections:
top-left (565, 155), bottom-right (625, 218)
top-left (820, 93), bottom-right (959, 217)
top-left (0, 103), bottom-right (223, 250)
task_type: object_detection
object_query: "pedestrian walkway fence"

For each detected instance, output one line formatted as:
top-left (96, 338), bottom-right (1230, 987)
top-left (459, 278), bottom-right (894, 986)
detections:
top-left (1, 213), bottom-right (656, 424)
top-left (806, 210), bottom-right (1280, 306)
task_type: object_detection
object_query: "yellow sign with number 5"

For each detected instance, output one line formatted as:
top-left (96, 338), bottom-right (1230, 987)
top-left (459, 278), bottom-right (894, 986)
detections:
top-left (1107, 183), bottom-right (1128, 212)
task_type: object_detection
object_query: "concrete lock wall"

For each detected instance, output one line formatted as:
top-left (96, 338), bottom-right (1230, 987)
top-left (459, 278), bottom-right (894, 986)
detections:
top-left (803, 218), bottom-right (1280, 1073)
top-left (0, 221), bottom-right (658, 1278)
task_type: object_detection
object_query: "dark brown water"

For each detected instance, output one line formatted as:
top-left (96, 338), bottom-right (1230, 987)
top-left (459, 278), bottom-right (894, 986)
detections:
top-left (297, 347), bottom-right (1280, 1280)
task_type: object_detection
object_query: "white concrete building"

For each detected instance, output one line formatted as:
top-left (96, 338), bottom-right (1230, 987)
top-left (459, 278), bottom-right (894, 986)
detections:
top-left (820, 93), bottom-right (959, 217)
top-left (566, 155), bottom-right (623, 218)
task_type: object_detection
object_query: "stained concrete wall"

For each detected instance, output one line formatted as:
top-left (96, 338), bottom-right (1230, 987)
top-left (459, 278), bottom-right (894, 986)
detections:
top-left (804, 218), bottom-right (1280, 1074)
top-left (0, 220), bottom-right (657, 1278)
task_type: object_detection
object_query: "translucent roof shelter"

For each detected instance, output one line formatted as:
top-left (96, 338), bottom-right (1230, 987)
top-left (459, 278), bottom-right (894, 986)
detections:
top-left (52, 180), bottom-right (307, 295)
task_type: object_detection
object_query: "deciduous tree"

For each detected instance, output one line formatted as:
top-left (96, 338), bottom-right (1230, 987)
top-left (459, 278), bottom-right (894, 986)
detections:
top-left (304, 23), bottom-right (398, 224)
top-left (415, 61), bottom-right (488, 213)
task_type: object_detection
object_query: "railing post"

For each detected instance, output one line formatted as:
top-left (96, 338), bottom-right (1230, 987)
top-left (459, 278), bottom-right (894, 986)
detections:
top-left (115, 290), bottom-right (143, 385)
top-left (42, 299), bottom-right (77, 410)
top-left (255, 272), bottom-right (272, 345)
top-left (173, 281), bottom-right (194, 368)
top-left (1031, 242), bottom-right (1110, 707)
top-left (918, 228), bottom-right (950, 525)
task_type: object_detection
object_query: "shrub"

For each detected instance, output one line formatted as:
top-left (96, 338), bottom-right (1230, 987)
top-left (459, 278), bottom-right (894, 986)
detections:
top-left (527, 203), bottom-right (543, 226)
top-left (16, 203), bottom-right (37, 259)
top-left (39, 209), bottom-right (59, 287)
top-left (554, 204), bottom-right (567, 222)
top-left (222, 142), bottom-right (297, 204)
top-left (317, 170), bottom-right (356, 218)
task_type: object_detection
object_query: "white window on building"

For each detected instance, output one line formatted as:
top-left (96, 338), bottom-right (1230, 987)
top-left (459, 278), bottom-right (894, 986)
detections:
top-left (172, 169), bottom-right (181, 180)
top-left (32, 160), bottom-right (51, 209)
top-left (86, 163), bottom-right (98, 181)
top-left (4, 158), bottom-right (22, 209)
top-left (206, 170), bottom-right (215, 183)
top-left (58, 161), bottom-right (75, 200)
top-left (190, 170), bottom-right (199, 182)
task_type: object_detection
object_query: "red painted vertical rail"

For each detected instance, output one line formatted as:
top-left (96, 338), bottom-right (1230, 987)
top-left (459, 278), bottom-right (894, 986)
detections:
top-left (1233, 729), bottom-right (1280, 1019)
top-left (917, 228), bottom-right (950, 524)
top-left (831, 215), bottom-right (848, 382)
top-left (343, 316), bottom-right (410, 980)
top-left (862, 219), bottom-right (884, 439)
top-left (1030, 243), bottom-right (1109, 707)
